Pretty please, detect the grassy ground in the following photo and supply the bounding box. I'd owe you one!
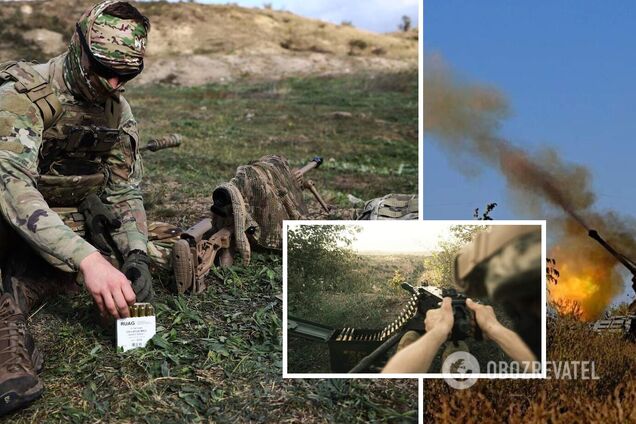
[134,70,418,218]
[288,254,426,373]
[5,72,418,423]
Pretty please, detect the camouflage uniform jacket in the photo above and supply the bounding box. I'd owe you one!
[0,54,147,273]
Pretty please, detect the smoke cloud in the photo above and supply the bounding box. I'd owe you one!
[424,56,636,320]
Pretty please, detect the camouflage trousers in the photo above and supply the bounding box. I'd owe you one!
[0,216,78,315]
[145,222,180,271]
[0,216,179,314]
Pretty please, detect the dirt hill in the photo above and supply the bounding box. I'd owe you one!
[0,0,418,85]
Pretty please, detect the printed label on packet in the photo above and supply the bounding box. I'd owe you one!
[116,315,156,352]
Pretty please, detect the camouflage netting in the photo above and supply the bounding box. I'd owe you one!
[212,155,308,256]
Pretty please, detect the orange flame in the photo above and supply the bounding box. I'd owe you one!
[549,242,624,321]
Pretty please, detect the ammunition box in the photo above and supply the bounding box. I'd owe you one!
[327,328,386,373]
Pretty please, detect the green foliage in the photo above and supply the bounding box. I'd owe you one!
[423,225,487,287]
[287,225,362,309]
[388,269,406,292]
[18,252,416,422]
[288,253,425,373]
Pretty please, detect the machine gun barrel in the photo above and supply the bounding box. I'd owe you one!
[141,134,183,152]
[297,156,323,177]
[293,156,330,213]
[588,230,636,277]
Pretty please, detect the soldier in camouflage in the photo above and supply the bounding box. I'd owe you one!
[0,1,151,414]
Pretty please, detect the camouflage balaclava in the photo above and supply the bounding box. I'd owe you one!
[64,1,149,103]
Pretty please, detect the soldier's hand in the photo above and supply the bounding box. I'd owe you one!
[121,251,154,303]
[424,297,454,340]
[466,298,504,340]
[79,251,136,319]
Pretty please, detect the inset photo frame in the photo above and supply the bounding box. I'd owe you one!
[282,220,547,380]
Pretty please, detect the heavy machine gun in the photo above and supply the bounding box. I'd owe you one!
[288,283,481,373]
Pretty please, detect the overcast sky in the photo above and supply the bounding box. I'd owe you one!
[155,0,419,33]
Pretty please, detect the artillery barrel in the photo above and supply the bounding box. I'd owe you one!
[589,230,636,275]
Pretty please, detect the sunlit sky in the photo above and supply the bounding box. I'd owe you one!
[141,0,419,33]
[288,221,477,254]
[349,221,452,253]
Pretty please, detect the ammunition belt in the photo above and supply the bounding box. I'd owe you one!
[334,292,420,342]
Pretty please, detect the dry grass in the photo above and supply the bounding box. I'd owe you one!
[424,315,636,422]
[0,0,417,81]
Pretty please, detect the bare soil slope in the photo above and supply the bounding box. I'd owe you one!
[0,0,418,85]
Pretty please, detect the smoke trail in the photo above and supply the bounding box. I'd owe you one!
[424,58,594,225]
[424,56,635,319]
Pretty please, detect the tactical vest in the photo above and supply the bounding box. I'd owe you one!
[355,194,418,220]
[0,61,123,207]
[0,61,63,129]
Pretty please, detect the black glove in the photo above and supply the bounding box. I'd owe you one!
[121,250,154,303]
[79,193,121,254]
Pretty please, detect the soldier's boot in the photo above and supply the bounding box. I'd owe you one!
[396,330,421,352]
[441,340,470,364]
[0,294,44,415]
[0,293,43,373]
[3,273,77,318]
